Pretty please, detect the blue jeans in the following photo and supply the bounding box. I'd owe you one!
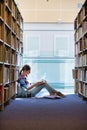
[28,82,58,97]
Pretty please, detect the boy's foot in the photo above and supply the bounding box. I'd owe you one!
[56,91,66,98]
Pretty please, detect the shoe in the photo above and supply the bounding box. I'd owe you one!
[56,91,66,98]
[45,94,61,99]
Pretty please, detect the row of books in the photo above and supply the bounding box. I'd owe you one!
[1,0,23,25]
[75,23,87,43]
[0,19,4,40]
[82,83,87,97]
[83,21,87,34]
[4,24,23,46]
[11,51,15,64]
[4,48,23,65]
[73,69,87,82]
[5,0,22,26]
[16,24,20,37]
[12,17,16,33]
[75,53,87,67]
[5,46,10,63]
[77,82,87,97]
[0,84,2,104]
[5,6,11,27]
[4,82,16,102]
[0,65,3,83]
[18,43,23,54]
[11,33,16,48]
[10,83,15,97]
[0,43,3,62]
[0,11,23,43]
[11,17,23,37]
[75,26,87,42]
[4,87,9,102]
[75,21,87,42]
[12,0,16,19]
[75,55,82,67]
[75,41,82,55]
[0,1,4,18]
[5,0,11,9]
[4,66,20,84]
[0,83,16,104]
[4,66,10,83]
[5,26,11,45]
[72,69,82,80]
[83,54,87,65]
[78,27,83,40]
[0,80,17,105]
[16,39,20,52]
[16,54,23,66]
[75,37,87,55]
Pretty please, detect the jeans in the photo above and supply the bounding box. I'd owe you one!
[28,82,58,97]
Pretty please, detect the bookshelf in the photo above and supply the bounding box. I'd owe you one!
[0,0,23,110]
[73,0,87,100]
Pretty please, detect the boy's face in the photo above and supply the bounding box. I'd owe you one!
[25,70,30,76]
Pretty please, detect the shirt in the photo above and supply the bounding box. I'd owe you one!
[18,75,29,89]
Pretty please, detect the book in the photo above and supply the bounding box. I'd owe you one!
[0,84,3,104]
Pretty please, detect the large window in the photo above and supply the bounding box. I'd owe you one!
[23,23,74,93]
[54,35,70,57]
[24,35,40,57]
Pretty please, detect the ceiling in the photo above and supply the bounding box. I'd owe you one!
[15,0,85,23]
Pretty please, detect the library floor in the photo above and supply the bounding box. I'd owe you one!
[1,92,87,130]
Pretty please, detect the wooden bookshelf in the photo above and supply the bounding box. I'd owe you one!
[0,0,23,111]
[74,0,87,100]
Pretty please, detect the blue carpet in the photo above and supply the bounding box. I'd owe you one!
[0,94,87,130]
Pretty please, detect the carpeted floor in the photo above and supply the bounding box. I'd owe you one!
[0,94,87,130]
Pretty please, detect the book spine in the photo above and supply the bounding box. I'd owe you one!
[0,84,3,104]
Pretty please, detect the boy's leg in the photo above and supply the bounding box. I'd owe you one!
[42,82,65,97]
[29,82,65,97]
[29,83,57,97]
[29,84,45,97]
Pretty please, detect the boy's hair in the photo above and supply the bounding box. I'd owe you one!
[19,64,31,75]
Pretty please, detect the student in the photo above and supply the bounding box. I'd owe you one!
[18,64,65,98]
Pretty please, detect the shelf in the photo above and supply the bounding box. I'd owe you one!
[0,0,23,110]
[74,0,87,100]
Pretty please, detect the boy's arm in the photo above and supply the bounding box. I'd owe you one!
[28,81,45,90]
